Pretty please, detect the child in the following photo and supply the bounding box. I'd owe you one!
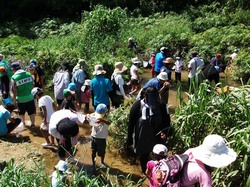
[146,144,168,187]
[173,56,183,83]
[51,160,69,187]
[68,82,79,110]
[149,52,156,78]
[32,87,56,147]
[130,58,141,95]
[61,89,77,112]
[0,67,10,99]
[86,103,111,169]
[81,79,91,112]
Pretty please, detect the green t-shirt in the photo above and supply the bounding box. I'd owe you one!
[12,70,34,103]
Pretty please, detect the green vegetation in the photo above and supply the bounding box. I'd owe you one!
[0,4,249,84]
[0,2,249,187]
[0,159,144,186]
[173,84,250,187]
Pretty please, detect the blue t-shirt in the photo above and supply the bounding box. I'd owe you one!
[143,78,161,90]
[90,76,112,107]
[154,52,166,73]
[0,106,11,136]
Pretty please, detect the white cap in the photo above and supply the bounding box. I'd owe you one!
[153,144,168,156]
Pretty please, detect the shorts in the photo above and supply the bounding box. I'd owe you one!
[18,100,36,115]
[91,136,106,156]
[131,79,139,86]
[56,99,64,105]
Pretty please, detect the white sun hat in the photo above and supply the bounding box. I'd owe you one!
[157,72,168,81]
[192,134,237,168]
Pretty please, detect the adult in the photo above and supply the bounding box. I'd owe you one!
[111,62,129,108]
[160,57,175,81]
[127,86,171,173]
[180,134,237,187]
[154,47,168,76]
[128,37,138,54]
[200,64,220,84]
[49,109,80,160]
[53,65,70,109]
[11,61,36,127]
[143,72,171,104]
[229,48,238,65]
[0,103,21,137]
[28,59,45,90]
[188,51,204,87]
[90,64,112,109]
[210,54,221,66]
[72,59,87,109]
[130,57,141,95]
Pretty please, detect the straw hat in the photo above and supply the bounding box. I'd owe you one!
[192,134,237,168]
[163,57,174,64]
[93,64,106,75]
[114,62,127,74]
[157,72,168,81]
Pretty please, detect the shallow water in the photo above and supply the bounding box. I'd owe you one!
[12,67,240,186]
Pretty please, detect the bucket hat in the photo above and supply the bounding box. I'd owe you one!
[31,87,42,97]
[114,62,127,74]
[81,79,91,92]
[157,72,168,81]
[55,160,68,172]
[153,144,168,156]
[132,57,141,64]
[93,64,106,75]
[163,57,174,64]
[192,134,237,168]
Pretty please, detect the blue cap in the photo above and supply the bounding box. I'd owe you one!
[96,103,108,114]
[11,61,20,70]
[68,83,76,91]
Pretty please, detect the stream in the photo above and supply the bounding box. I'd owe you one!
[10,67,240,186]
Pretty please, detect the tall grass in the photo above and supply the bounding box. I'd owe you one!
[0,159,144,186]
[172,83,250,186]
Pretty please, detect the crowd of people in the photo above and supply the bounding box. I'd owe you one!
[0,46,239,186]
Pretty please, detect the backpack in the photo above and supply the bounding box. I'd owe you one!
[152,154,189,187]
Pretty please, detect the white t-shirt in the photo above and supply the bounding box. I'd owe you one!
[188,57,204,78]
[174,60,183,73]
[230,52,237,60]
[130,64,139,80]
[38,95,55,123]
[49,109,78,139]
[90,113,108,139]
[112,73,126,97]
